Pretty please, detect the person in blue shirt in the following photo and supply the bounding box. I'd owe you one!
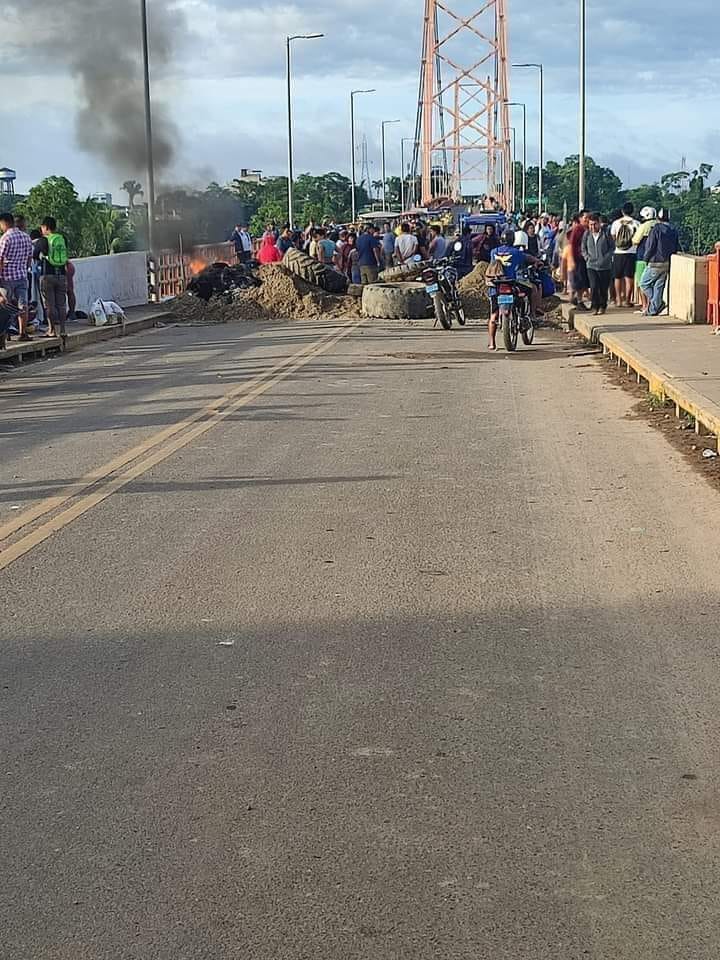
[639,209,680,316]
[356,225,382,285]
[487,229,542,350]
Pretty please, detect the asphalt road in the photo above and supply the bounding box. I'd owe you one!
[2,318,719,959]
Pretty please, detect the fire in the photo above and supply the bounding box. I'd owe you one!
[188,256,208,276]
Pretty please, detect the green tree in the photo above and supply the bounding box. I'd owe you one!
[17,176,85,251]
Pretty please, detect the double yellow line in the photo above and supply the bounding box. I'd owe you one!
[0,319,362,572]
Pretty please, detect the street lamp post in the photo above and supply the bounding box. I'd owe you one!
[381,119,401,212]
[579,0,587,210]
[350,89,375,223]
[513,63,544,213]
[504,126,517,213]
[139,0,156,256]
[400,138,417,212]
[286,33,324,228]
[505,102,527,212]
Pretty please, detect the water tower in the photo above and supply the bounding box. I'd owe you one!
[0,168,16,199]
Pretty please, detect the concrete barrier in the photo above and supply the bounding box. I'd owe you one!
[72,251,148,315]
[668,253,708,324]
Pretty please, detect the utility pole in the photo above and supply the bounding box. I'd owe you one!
[381,119,400,211]
[140,0,156,256]
[286,33,324,227]
[351,89,375,222]
[578,0,587,210]
[513,63,544,213]
[505,102,527,212]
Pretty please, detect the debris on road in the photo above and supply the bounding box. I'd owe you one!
[170,263,362,324]
[702,448,718,459]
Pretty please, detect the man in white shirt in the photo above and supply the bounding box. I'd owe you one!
[610,202,640,307]
[394,222,419,264]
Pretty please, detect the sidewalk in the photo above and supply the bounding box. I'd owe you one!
[563,301,720,438]
[0,303,169,365]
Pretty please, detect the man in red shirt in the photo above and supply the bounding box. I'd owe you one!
[568,211,590,310]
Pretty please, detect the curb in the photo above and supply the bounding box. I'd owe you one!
[571,309,720,443]
[1,313,166,364]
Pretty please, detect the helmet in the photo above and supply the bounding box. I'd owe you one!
[640,206,657,221]
[501,228,516,245]
[514,229,529,248]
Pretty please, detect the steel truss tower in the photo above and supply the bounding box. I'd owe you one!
[412,0,512,208]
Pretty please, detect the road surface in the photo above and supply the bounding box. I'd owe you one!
[1,318,719,959]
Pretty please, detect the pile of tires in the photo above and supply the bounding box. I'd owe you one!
[378,260,431,282]
[361,282,432,320]
[282,248,348,294]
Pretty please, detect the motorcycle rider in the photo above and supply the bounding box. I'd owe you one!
[487,228,543,351]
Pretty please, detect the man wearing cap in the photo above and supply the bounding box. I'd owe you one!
[632,207,658,314]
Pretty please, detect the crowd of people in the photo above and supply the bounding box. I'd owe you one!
[0,212,75,349]
[556,203,679,317]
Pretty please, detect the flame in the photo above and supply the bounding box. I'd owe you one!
[188,256,208,277]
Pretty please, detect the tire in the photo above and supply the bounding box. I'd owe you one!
[282,247,348,294]
[361,282,432,320]
[502,307,518,352]
[454,303,467,326]
[378,260,431,282]
[432,293,452,330]
[521,320,535,345]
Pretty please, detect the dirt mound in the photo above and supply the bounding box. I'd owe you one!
[458,261,490,319]
[169,265,362,324]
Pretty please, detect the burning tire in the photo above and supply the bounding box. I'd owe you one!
[283,248,348,295]
[361,282,432,320]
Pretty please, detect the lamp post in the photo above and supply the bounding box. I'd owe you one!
[504,126,517,213]
[400,138,417,212]
[512,63,544,212]
[505,102,527,212]
[381,119,400,212]
[579,0,587,210]
[350,89,375,223]
[286,33,324,227]
[140,0,156,256]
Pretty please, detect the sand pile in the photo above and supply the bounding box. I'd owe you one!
[169,265,362,324]
[458,261,490,319]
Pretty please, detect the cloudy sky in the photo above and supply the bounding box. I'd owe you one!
[3,0,717,199]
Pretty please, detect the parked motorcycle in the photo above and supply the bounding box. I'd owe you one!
[420,242,467,330]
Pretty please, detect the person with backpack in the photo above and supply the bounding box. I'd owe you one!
[610,202,640,308]
[38,216,69,338]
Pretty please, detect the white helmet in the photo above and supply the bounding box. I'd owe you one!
[640,206,657,221]
[514,229,529,248]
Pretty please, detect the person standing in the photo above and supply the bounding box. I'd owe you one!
[0,211,33,341]
[276,224,294,256]
[639,209,679,317]
[317,229,337,266]
[428,226,447,260]
[37,216,69,339]
[456,225,474,278]
[231,224,253,263]
[356,224,382,285]
[610,202,640,307]
[632,207,658,314]
[381,222,395,270]
[568,213,590,310]
[581,213,614,315]
[474,223,499,263]
[394,222,418,264]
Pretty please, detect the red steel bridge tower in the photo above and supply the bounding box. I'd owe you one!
[410,0,512,209]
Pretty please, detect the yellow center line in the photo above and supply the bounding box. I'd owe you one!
[0,320,360,547]
[0,319,362,572]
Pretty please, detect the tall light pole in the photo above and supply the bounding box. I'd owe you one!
[579,0,587,210]
[505,102,527,212]
[350,89,375,222]
[504,126,517,212]
[381,119,400,212]
[400,138,417,212]
[513,63,544,212]
[286,33,324,227]
[140,0,156,255]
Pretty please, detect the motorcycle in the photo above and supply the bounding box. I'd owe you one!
[496,277,535,351]
[420,241,467,330]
